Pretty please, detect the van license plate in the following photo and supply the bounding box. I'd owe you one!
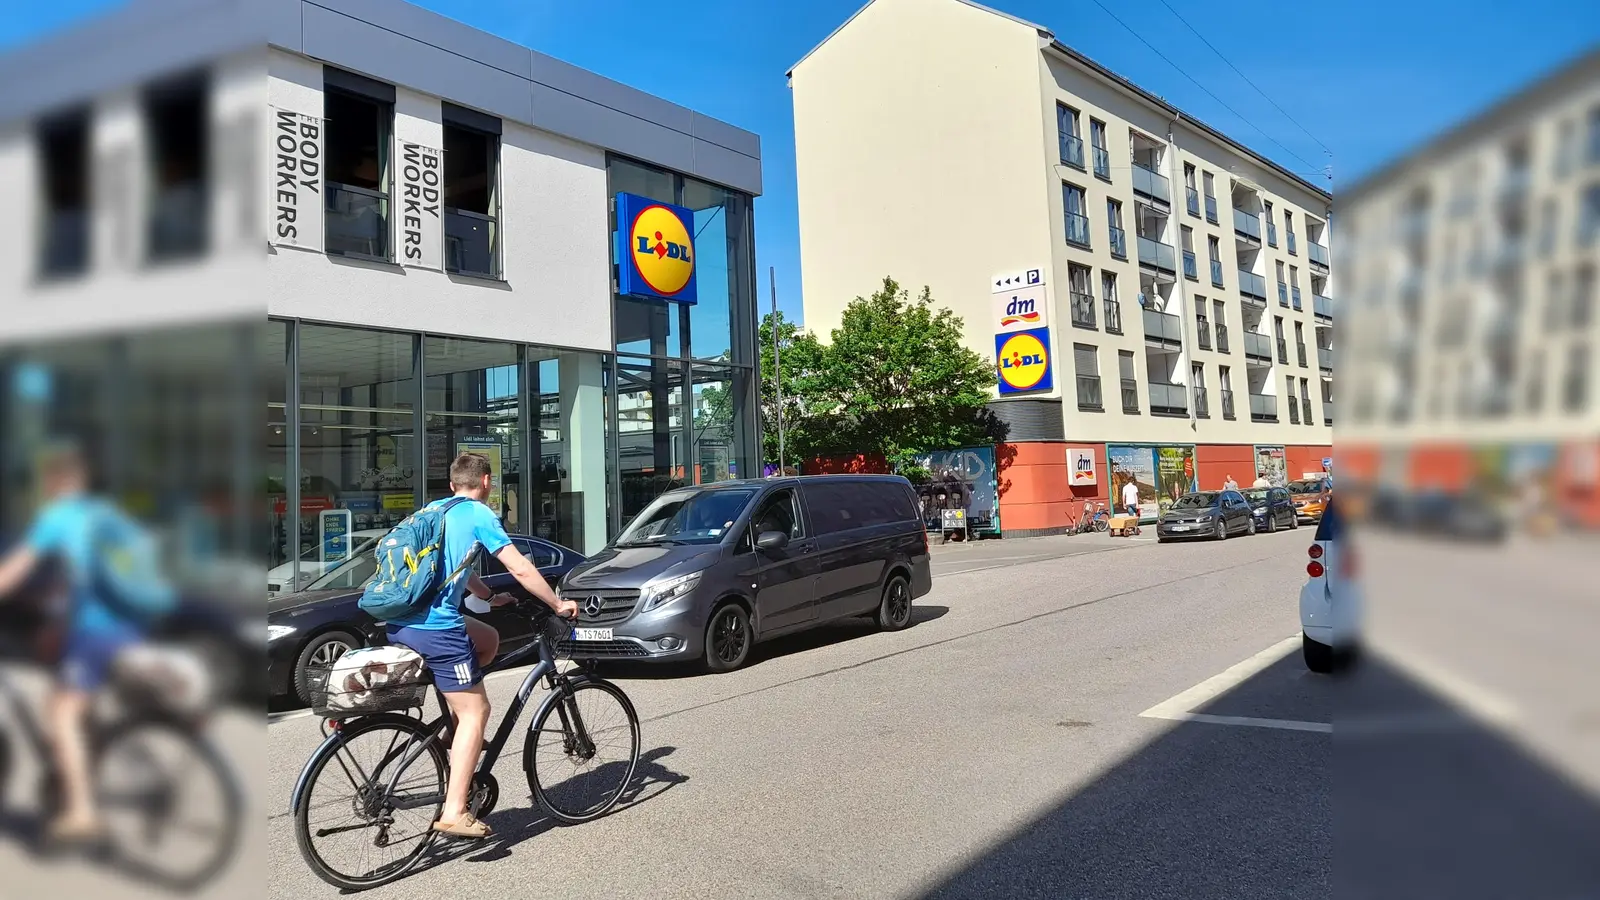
[573,628,612,642]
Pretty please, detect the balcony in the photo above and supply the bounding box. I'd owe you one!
[1210,258,1223,287]
[1292,285,1302,311]
[1108,225,1127,259]
[1322,400,1332,424]
[1244,332,1273,361]
[326,182,391,260]
[1314,294,1333,320]
[1238,270,1267,300]
[1276,338,1289,364]
[1142,309,1184,346]
[1309,241,1330,269]
[1065,212,1091,248]
[1186,187,1200,217]
[1289,399,1301,424]
[1221,388,1236,420]
[1296,341,1308,367]
[1205,195,1218,224]
[1070,291,1097,329]
[445,208,499,278]
[1215,323,1230,353]
[1194,385,1210,418]
[1317,345,1333,370]
[1149,382,1188,416]
[1249,393,1279,422]
[1266,221,1278,247]
[1076,374,1104,410]
[1302,398,1315,424]
[39,209,89,278]
[1132,164,1171,205]
[1287,231,1298,255]
[1195,316,1212,350]
[1060,133,1085,169]
[1278,281,1290,307]
[1104,298,1123,334]
[1233,207,1262,242]
[1137,236,1177,273]
[1182,249,1198,280]
[1121,378,1140,413]
[1093,145,1111,180]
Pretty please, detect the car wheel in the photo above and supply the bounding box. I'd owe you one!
[704,603,753,673]
[1247,517,1258,536]
[1302,633,1334,674]
[1267,511,1278,533]
[876,574,913,632]
[293,630,361,705]
[1214,520,1227,541]
[1291,513,1301,529]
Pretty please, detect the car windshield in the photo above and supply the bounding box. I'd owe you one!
[305,552,380,592]
[1243,488,1270,503]
[1171,492,1218,510]
[1288,479,1323,494]
[615,489,758,547]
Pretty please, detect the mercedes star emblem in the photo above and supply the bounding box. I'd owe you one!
[582,595,604,618]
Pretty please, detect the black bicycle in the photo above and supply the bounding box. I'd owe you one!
[290,604,642,891]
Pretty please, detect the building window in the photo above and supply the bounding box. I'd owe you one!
[1300,377,1313,424]
[1285,210,1298,254]
[1192,362,1209,417]
[1526,350,1546,412]
[1074,344,1102,410]
[442,105,501,278]
[35,110,91,278]
[1587,106,1600,165]
[1063,183,1090,247]
[1118,350,1138,413]
[1057,104,1085,169]
[1219,364,1235,419]
[1580,184,1600,246]
[323,79,394,260]
[1287,377,1301,424]
[1275,315,1288,363]
[1575,264,1596,329]
[1202,171,1217,223]
[1295,321,1307,367]
[1107,199,1126,258]
[1090,118,1110,180]
[1069,264,1096,329]
[144,74,209,262]
[1102,271,1122,334]
[1212,299,1229,353]
[1563,343,1589,412]
[1554,118,1576,176]
[1183,162,1199,217]
[1264,200,1277,246]
[1207,234,1222,286]
[1194,295,1211,350]
[1181,225,1197,279]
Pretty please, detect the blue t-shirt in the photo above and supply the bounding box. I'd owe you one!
[25,493,137,637]
[387,497,511,631]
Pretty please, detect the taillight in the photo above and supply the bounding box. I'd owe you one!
[1308,543,1324,559]
[1307,560,1325,578]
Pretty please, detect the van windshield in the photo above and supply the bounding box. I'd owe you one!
[615,489,758,547]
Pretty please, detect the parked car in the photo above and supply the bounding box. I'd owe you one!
[1287,478,1327,523]
[558,475,933,672]
[1244,486,1299,533]
[267,528,389,596]
[1300,500,1362,673]
[1156,490,1256,542]
[266,534,583,703]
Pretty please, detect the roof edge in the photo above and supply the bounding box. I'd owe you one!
[787,0,1046,79]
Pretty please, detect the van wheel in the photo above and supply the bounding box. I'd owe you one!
[1302,634,1333,674]
[704,604,752,673]
[876,575,913,632]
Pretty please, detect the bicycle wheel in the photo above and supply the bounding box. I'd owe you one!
[523,678,640,824]
[293,715,445,891]
[1094,516,1109,533]
[93,717,244,892]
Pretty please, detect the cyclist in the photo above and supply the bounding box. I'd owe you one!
[387,452,577,839]
[0,444,140,843]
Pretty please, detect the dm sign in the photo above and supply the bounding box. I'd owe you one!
[616,192,698,304]
[996,327,1053,395]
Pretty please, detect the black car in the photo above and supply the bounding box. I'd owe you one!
[267,534,584,703]
[1156,490,1256,542]
[1244,486,1299,533]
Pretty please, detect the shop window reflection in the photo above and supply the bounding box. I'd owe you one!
[422,336,518,523]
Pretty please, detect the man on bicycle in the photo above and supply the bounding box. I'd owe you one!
[0,445,140,843]
[387,452,577,839]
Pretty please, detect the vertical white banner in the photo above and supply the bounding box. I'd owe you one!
[268,106,323,251]
[395,140,442,270]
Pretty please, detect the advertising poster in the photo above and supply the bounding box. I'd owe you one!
[318,509,353,565]
[1255,445,1287,486]
[1068,448,1097,487]
[394,139,443,270]
[913,446,999,534]
[1155,446,1198,515]
[268,107,324,251]
[457,438,504,515]
[1107,445,1158,521]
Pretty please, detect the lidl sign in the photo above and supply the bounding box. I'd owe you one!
[996,327,1053,395]
[616,192,698,304]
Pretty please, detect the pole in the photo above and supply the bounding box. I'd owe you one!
[770,266,785,473]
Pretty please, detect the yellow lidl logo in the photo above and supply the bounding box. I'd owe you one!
[995,328,1053,394]
[617,193,698,303]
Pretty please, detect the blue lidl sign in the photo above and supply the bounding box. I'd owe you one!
[995,327,1053,395]
[616,192,698,304]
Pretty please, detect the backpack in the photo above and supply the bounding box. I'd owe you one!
[89,503,178,626]
[356,497,469,623]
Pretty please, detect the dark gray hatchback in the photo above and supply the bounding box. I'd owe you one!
[558,475,933,671]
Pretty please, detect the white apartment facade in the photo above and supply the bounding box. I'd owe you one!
[790,0,1333,533]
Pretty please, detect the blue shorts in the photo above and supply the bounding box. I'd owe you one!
[59,629,138,692]
[386,625,482,692]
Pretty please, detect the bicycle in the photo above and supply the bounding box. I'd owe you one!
[1071,502,1110,535]
[290,603,643,891]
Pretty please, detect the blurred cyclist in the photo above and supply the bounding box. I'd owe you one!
[0,444,140,843]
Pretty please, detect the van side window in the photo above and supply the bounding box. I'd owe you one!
[800,482,858,535]
[747,489,804,547]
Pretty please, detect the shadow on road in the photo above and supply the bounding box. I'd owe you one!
[918,653,1600,899]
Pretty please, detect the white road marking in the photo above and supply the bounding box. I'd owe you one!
[1140,636,1332,733]
[1373,641,1519,728]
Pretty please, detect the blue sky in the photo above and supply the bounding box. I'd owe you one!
[4,0,1596,324]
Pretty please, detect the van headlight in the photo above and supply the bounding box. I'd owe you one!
[638,572,702,613]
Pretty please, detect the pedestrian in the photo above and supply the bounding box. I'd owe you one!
[1252,471,1272,489]
[1223,474,1240,490]
[1121,476,1141,519]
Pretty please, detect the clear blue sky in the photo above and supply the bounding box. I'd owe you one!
[5,0,1596,324]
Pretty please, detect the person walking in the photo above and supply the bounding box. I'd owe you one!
[1121,477,1141,519]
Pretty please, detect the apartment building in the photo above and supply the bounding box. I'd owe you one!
[1336,47,1600,525]
[790,0,1333,534]
[0,0,765,572]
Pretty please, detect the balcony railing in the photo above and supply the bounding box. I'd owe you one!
[1238,270,1267,300]
[1065,212,1091,247]
[1194,385,1210,418]
[1060,133,1085,169]
[1210,258,1223,286]
[39,209,89,278]
[1266,221,1278,247]
[148,181,209,262]
[1233,207,1262,241]
[1149,382,1188,415]
[1205,195,1218,224]
[1137,236,1177,272]
[1142,309,1184,345]
[1309,241,1330,268]
[1289,399,1301,424]
[1291,285,1302,310]
[1249,393,1278,422]
[1186,187,1200,216]
[1317,345,1333,370]
[1221,388,1236,419]
[1215,323,1230,353]
[1322,400,1332,424]
[1121,377,1140,412]
[1287,231,1298,255]
[1104,298,1123,334]
[1296,342,1308,367]
[1108,225,1127,259]
[326,182,391,260]
[1195,316,1212,350]
[1093,145,1111,180]
[445,208,499,278]
[1302,398,1315,424]
[1132,164,1171,204]
[1276,338,1289,363]
[1182,249,1198,279]
[1244,332,1273,360]
[1076,374,1103,410]
[1278,281,1290,307]
[1070,291,1097,329]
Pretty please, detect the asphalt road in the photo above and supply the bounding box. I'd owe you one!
[264,528,1338,900]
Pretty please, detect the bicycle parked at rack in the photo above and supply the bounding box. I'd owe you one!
[291,602,642,892]
[1071,502,1110,535]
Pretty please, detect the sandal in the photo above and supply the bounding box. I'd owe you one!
[432,814,493,838]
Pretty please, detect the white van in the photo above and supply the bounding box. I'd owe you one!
[1299,500,1362,672]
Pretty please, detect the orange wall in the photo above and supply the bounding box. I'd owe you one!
[806,453,889,474]
[1286,445,1332,480]
[1195,444,1254,490]
[1408,444,1473,491]
[1336,444,1382,481]
[996,441,1082,532]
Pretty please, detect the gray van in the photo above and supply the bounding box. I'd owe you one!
[557,475,933,671]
